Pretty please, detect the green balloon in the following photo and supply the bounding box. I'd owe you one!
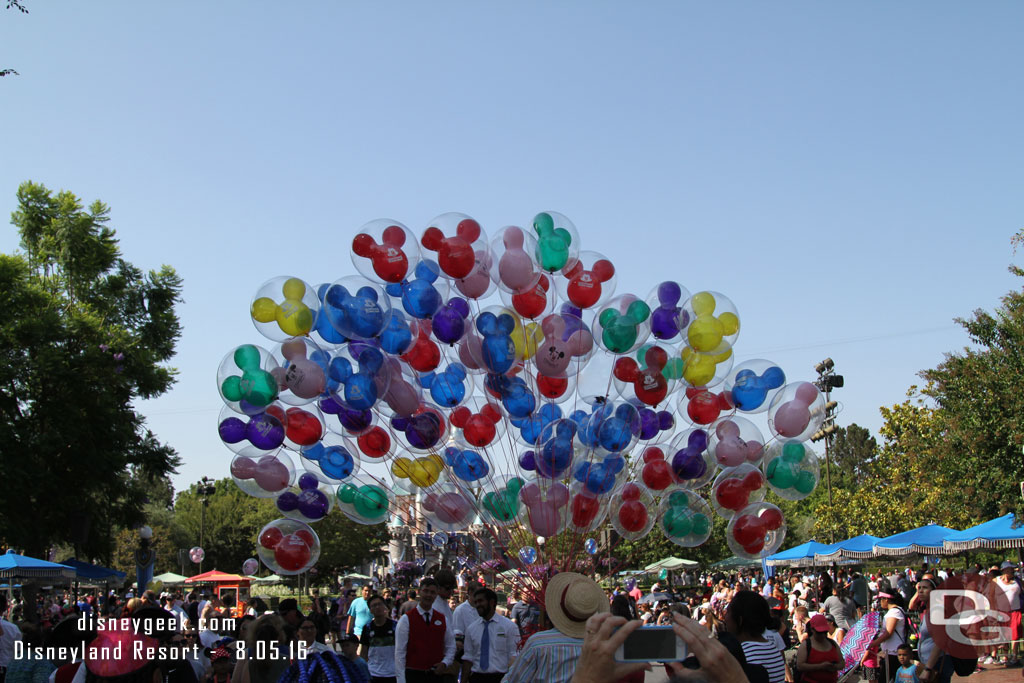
[483,488,520,522]
[533,212,572,271]
[222,375,243,402]
[663,508,693,537]
[795,470,816,495]
[782,442,805,463]
[337,483,358,504]
[246,369,279,406]
[354,485,389,520]
[234,344,261,370]
[765,459,779,479]
[770,461,797,489]
[668,491,689,508]
[663,357,686,381]
[691,513,710,536]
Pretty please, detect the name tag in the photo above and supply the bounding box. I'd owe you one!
[496,632,506,638]
[434,620,443,626]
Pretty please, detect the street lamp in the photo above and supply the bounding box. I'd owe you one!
[197,477,216,572]
[811,358,844,542]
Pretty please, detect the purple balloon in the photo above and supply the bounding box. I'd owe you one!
[637,409,659,440]
[219,417,246,444]
[276,491,299,512]
[247,414,285,450]
[657,410,675,431]
[297,489,329,519]
[519,450,537,471]
[298,473,319,490]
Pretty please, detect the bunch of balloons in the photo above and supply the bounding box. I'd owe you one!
[217,212,830,577]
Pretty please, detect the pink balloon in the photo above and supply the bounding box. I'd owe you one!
[521,482,570,537]
[499,227,537,292]
[231,456,257,479]
[714,421,763,467]
[253,456,289,491]
[457,332,485,371]
[381,359,419,417]
[455,249,493,299]
[435,492,471,524]
[773,382,818,437]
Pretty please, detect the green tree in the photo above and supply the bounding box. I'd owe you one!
[0,181,183,562]
[312,513,390,580]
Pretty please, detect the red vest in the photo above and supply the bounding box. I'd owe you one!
[406,608,447,670]
[54,661,83,683]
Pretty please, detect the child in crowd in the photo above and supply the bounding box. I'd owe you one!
[894,643,920,682]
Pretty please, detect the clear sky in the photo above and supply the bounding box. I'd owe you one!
[2,2,1022,495]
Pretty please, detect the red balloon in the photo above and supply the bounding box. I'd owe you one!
[732,514,766,547]
[715,479,748,511]
[421,220,480,279]
[742,537,766,555]
[686,388,724,424]
[618,500,649,532]
[352,227,410,283]
[259,526,283,550]
[511,275,550,319]
[641,460,674,491]
[741,471,764,492]
[285,408,322,446]
[463,414,497,447]
[402,334,441,372]
[294,529,315,547]
[571,493,601,527]
[621,483,642,501]
[759,507,784,531]
[642,446,665,463]
[358,426,390,458]
[274,534,312,572]
[536,374,569,399]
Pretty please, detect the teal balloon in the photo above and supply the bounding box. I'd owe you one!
[664,507,693,537]
[533,212,572,271]
[770,461,797,489]
[691,513,710,536]
[782,442,806,463]
[668,491,689,508]
[795,470,816,494]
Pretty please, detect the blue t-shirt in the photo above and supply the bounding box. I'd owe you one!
[346,655,370,681]
[895,664,919,683]
[348,597,372,636]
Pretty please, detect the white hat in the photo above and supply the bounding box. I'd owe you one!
[544,572,609,639]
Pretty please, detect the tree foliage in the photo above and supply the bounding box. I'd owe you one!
[0,181,183,559]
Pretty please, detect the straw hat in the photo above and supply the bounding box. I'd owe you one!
[545,572,609,639]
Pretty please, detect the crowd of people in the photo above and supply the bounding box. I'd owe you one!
[1,560,1022,683]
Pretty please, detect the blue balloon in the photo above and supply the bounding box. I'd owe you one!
[536,420,577,478]
[476,312,517,373]
[445,446,490,482]
[511,403,562,444]
[518,546,537,564]
[486,373,536,418]
[313,284,349,345]
[585,538,599,555]
[379,311,414,355]
[385,260,444,319]
[731,366,786,411]
[324,284,387,339]
[327,347,385,410]
[318,445,356,480]
[420,364,468,407]
[574,455,625,495]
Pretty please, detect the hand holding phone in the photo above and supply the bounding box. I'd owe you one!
[614,625,688,662]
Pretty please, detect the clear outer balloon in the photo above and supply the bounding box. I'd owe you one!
[189,547,205,564]
[271,337,328,406]
[556,250,617,310]
[350,218,421,285]
[309,283,350,350]
[726,501,787,560]
[659,488,714,548]
[531,211,580,274]
[710,463,767,520]
[707,416,766,469]
[479,476,525,527]
[530,310,596,378]
[519,479,570,538]
[724,359,787,414]
[680,342,734,389]
[322,276,394,341]
[264,402,326,452]
[518,546,538,564]
[421,213,489,281]
[242,558,259,576]
[420,485,476,532]
[217,344,280,414]
[256,518,321,575]
[489,226,542,295]
[335,475,394,525]
[646,281,693,344]
[384,259,450,321]
[300,432,361,484]
[763,440,820,500]
[574,350,616,405]
[567,484,610,533]
[250,276,320,342]
[500,273,554,321]
[767,381,825,441]
[668,428,716,489]
[677,386,735,427]
[326,343,391,413]
[682,291,740,353]
[609,482,656,541]
[612,342,684,408]
[638,444,678,494]
[275,471,334,523]
[594,294,653,355]
[218,403,286,454]
[585,538,599,555]
[230,451,295,497]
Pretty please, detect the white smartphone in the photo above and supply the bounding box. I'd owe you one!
[614,625,688,662]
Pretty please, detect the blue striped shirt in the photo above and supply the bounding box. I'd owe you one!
[502,628,581,683]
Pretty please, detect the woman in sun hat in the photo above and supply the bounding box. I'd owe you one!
[503,572,609,683]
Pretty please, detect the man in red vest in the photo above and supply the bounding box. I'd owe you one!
[394,577,456,683]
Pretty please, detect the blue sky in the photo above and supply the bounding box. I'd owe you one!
[2,2,1022,494]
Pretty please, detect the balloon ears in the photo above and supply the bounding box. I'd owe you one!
[504,227,525,250]
[614,358,640,383]
[456,219,481,242]
[280,339,308,362]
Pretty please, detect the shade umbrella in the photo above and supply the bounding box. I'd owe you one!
[813,534,881,562]
[710,556,761,569]
[643,557,699,572]
[943,514,1024,551]
[59,558,127,582]
[638,592,673,604]
[152,572,189,584]
[870,523,960,557]
[0,549,76,581]
[184,570,251,583]
[765,541,835,567]
[342,573,373,581]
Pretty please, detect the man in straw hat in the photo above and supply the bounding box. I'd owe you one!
[503,573,609,683]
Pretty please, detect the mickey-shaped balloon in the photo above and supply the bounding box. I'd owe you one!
[679,386,735,425]
[311,283,349,348]
[391,408,445,452]
[251,277,318,341]
[578,402,641,453]
[302,440,359,481]
[257,518,320,575]
[276,472,332,522]
[336,481,391,524]
[219,407,285,452]
[444,446,490,483]
[419,363,469,407]
[669,428,712,486]
[711,464,766,519]
[520,480,570,537]
[230,453,293,496]
[614,345,672,406]
[454,247,495,300]
[432,298,470,345]
[535,419,578,479]
[640,445,676,492]
[272,339,327,403]
[401,320,442,373]
[421,216,484,279]
[219,344,279,410]
[475,312,518,374]
[421,486,475,531]
[764,440,819,500]
[324,280,391,340]
[727,502,786,559]
[610,483,656,541]
[534,314,593,378]
[480,477,524,525]
[265,404,324,449]
[509,274,551,320]
[493,226,539,293]
[484,372,537,419]
[450,402,503,447]
[681,343,733,388]
[659,489,713,547]
[648,281,691,341]
[378,310,414,356]
[573,455,625,496]
[597,297,652,354]
[768,381,824,440]
[511,403,562,446]
[708,417,765,468]
[685,291,740,353]
[352,223,415,284]
[379,358,423,417]
[532,212,576,273]
[327,346,388,411]
[728,361,786,413]
[562,253,615,309]
[384,260,445,319]
[568,487,608,532]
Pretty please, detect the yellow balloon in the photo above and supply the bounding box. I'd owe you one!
[682,344,734,386]
[688,316,724,352]
[282,277,307,300]
[251,297,278,323]
[392,457,414,479]
[277,299,314,336]
[691,291,717,317]
[719,312,740,336]
[514,321,544,360]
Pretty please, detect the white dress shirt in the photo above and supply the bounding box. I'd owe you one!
[0,618,23,668]
[462,613,518,674]
[452,600,480,637]
[394,604,456,683]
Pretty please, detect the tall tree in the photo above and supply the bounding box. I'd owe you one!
[0,181,183,561]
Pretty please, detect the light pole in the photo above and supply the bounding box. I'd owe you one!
[197,477,216,573]
[811,358,843,542]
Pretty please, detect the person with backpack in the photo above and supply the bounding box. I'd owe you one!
[795,614,843,683]
[867,592,908,683]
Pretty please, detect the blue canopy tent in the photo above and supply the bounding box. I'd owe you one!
[943,514,1024,551]
[814,534,882,562]
[59,558,127,582]
[766,541,835,567]
[870,523,960,557]
[0,549,76,582]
